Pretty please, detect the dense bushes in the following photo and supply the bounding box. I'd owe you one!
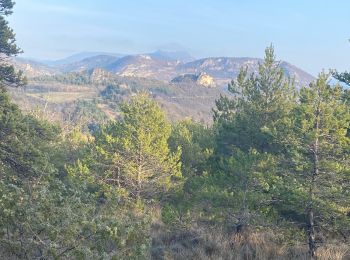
[0,1,349,258]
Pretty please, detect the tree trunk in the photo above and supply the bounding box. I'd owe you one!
[137,141,142,198]
[308,201,316,258]
[308,106,320,259]
[236,176,249,234]
[137,164,142,197]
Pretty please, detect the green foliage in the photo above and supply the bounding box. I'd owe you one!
[0,0,14,16]
[0,7,152,255]
[333,71,350,86]
[181,47,350,257]
[70,93,182,199]
[63,93,185,256]
[65,99,108,130]
[0,89,58,180]
[0,89,151,259]
[1,13,349,257]
[100,84,130,104]
[280,73,350,236]
[177,149,280,225]
[169,119,214,176]
[0,0,24,89]
[2,175,151,259]
[200,46,295,228]
[34,72,92,85]
[214,45,295,155]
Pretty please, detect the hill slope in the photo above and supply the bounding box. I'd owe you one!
[14,52,315,87]
[105,55,314,86]
[10,52,315,124]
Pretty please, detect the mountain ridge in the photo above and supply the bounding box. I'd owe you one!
[13,51,315,86]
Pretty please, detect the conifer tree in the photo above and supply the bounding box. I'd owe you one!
[78,93,182,199]
[211,46,295,232]
[214,45,295,155]
[286,73,350,258]
[0,0,24,89]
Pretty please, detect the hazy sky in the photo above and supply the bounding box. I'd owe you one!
[8,0,350,75]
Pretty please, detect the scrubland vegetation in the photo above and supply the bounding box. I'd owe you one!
[1,1,349,259]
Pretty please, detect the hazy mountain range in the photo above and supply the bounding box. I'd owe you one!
[13,50,314,87]
[9,50,317,123]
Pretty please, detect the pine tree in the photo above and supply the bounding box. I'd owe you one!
[0,0,24,89]
[333,71,350,86]
[75,93,182,199]
[209,46,295,233]
[286,73,350,258]
[214,45,295,155]
[0,3,151,257]
[168,119,214,176]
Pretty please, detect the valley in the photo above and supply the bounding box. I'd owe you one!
[11,50,315,125]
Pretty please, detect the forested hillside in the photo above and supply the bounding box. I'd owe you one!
[1,1,349,259]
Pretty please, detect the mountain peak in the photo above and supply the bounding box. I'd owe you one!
[40,52,124,67]
[148,50,194,62]
[12,52,315,87]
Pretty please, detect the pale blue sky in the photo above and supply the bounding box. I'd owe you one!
[8,0,350,75]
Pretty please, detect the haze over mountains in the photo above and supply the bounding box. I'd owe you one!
[10,49,316,123]
[13,50,314,86]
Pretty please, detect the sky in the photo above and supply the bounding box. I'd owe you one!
[8,0,350,75]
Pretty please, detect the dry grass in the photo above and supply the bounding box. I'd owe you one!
[151,225,350,260]
[26,91,96,103]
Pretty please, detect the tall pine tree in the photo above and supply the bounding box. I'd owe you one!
[214,45,295,155]
[285,73,350,258]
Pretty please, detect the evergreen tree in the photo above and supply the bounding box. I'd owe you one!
[285,73,350,258]
[0,0,24,89]
[169,119,214,177]
[214,45,295,155]
[334,71,350,86]
[73,93,182,199]
[0,2,150,257]
[209,46,295,232]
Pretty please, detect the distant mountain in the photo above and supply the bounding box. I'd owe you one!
[148,50,194,62]
[12,57,59,77]
[12,51,315,87]
[279,61,315,87]
[58,55,120,72]
[105,54,180,81]
[177,57,314,86]
[41,52,124,66]
[105,55,314,86]
[178,57,257,78]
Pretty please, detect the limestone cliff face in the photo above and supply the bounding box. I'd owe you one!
[171,72,216,87]
[89,68,114,83]
[196,73,216,87]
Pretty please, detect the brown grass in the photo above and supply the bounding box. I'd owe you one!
[151,225,350,260]
[26,91,96,103]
